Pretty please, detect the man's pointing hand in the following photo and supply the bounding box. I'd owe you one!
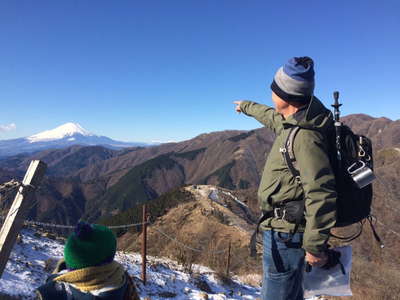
[233,101,243,113]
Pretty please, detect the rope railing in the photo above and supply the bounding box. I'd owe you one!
[20,220,149,230]
[376,219,400,239]
[24,220,75,229]
[0,215,150,231]
[0,179,21,192]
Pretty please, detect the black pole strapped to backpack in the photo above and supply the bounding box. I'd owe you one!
[331,91,342,162]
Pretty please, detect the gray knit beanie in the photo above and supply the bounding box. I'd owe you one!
[270,57,315,103]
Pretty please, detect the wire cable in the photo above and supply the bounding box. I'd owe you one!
[152,227,227,254]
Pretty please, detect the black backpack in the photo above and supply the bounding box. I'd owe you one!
[283,92,382,245]
[285,127,372,217]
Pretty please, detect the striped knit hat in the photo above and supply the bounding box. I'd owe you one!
[270,56,315,103]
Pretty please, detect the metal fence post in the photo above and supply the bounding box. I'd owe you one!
[141,204,148,285]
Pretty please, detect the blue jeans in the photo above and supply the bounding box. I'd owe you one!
[261,230,305,300]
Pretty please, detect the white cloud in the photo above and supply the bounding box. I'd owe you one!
[0,123,17,133]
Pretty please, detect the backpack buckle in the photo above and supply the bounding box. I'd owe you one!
[274,207,286,220]
[279,147,287,153]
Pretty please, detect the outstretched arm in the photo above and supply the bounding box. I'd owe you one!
[234,100,284,134]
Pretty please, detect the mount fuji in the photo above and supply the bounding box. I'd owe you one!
[0,122,149,157]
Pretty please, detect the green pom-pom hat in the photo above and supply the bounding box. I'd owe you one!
[64,222,116,270]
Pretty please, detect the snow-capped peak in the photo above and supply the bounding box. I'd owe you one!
[28,123,94,143]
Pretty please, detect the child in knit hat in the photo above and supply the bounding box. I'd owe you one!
[35,222,140,300]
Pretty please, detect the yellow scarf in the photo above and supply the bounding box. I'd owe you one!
[54,261,126,292]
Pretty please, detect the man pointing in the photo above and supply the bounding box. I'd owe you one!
[235,57,336,300]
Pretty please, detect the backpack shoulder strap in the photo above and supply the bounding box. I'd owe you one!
[282,126,301,183]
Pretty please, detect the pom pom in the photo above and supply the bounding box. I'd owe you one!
[294,56,314,68]
[74,222,93,240]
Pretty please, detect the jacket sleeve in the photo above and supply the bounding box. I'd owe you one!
[239,101,284,134]
[294,129,337,255]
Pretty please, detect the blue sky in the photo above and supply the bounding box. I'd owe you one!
[1,0,399,142]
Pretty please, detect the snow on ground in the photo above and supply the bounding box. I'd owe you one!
[0,229,261,299]
[0,229,323,299]
[0,230,64,298]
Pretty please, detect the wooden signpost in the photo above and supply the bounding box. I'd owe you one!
[0,160,47,278]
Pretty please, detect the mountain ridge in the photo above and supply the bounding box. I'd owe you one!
[1,113,399,225]
[0,122,151,157]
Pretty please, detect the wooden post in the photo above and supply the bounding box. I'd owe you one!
[0,160,47,278]
[141,204,148,285]
[226,240,231,277]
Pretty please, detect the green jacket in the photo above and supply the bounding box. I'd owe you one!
[240,97,337,255]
